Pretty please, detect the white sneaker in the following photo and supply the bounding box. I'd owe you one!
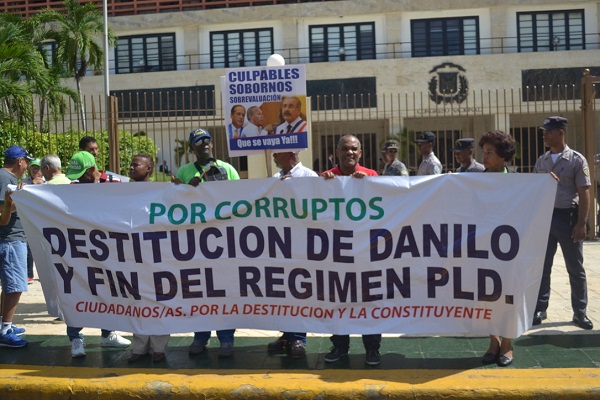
[100,332,131,348]
[71,338,86,358]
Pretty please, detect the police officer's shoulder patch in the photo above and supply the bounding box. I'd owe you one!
[583,165,590,176]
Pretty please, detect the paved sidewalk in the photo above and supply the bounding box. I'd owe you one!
[1,242,599,399]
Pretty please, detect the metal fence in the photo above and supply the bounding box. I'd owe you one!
[1,84,598,178]
[3,81,600,236]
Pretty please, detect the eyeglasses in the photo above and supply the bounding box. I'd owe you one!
[193,137,211,146]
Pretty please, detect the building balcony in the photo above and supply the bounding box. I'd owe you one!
[1,0,340,18]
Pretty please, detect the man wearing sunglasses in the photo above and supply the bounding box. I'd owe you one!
[173,128,239,186]
[381,140,409,176]
[172,128,240,358]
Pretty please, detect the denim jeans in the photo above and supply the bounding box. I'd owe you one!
[67,326,113,341]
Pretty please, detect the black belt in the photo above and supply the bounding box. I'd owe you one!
[553,207,577,214]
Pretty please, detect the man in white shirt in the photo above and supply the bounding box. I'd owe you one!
[273,151,317,179]
[267,150,316,358]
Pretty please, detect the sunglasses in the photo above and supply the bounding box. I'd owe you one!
[193,137,212,146]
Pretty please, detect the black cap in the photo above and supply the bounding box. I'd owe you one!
[452,138,475,151]
[414,131,436,143]
[540,116,568,131]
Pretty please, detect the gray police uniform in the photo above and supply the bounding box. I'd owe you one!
[456,160,484,172]
[417,153,442,175]
[383,159,409,176]
[533,145,590,315]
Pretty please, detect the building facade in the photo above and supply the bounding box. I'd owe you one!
[4,0,599,177]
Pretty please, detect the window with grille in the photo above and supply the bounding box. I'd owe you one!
[40,42,58,68]
[210,28,273,68]
[517,10,585,52]
[411,17,480,57]
[309,22,375,62]
[115,33,176,74]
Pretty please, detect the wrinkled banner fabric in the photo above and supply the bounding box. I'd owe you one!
[13,174,556,338]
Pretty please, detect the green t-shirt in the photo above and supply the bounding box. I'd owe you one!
[176,160,240,183]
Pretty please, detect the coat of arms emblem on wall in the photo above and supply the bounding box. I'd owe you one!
[428,62,469,104]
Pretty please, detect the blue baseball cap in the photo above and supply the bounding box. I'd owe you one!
[189,128,211,145]
[4,145,34,161]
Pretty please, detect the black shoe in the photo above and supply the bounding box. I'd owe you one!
[267,336,288,353]
[532,310,547,326]
[324,347,348,363]
[288,340,306,359]
[497,354,513,367]
[481,352,499,365]
[365,349,381,366]
[573,313,594,330]
[127,353,148,363]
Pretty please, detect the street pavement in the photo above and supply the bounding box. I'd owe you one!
[0,241,599,399]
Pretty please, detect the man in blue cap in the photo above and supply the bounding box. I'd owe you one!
[0,145,33,347]
[173,128,240,358]
[532,116,593,330]
[173,128,239,185]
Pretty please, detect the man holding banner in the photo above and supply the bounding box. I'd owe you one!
[321,134,382,366]
[174,128,241,358]
[267,151,317,358]
[64,151,131,357]
[0,146,33,348]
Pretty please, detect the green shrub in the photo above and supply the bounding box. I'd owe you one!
[0,123,158,177]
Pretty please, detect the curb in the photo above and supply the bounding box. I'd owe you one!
[1,366,600,399]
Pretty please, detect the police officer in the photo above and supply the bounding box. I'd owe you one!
[453,138,484,172]
[532,116,593,330]
[415,131,442,175]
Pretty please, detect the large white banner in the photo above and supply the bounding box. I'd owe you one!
[13,174,556,338]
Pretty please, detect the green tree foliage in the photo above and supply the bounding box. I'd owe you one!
[38,0,116,131]
[0,13,52,122]
[0,12,77,131]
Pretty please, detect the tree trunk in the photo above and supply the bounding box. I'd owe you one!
[76,77,86,131]
[39,98,47,133]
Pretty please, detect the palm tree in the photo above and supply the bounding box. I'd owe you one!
[38,0,116,131]
[0,14,52,125]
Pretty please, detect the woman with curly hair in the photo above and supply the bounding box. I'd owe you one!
[478,130,516,366]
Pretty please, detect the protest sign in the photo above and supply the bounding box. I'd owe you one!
[221,64,308,157]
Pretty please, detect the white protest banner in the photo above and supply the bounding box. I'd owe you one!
[221,64,308,157]
[13,173,555,337]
